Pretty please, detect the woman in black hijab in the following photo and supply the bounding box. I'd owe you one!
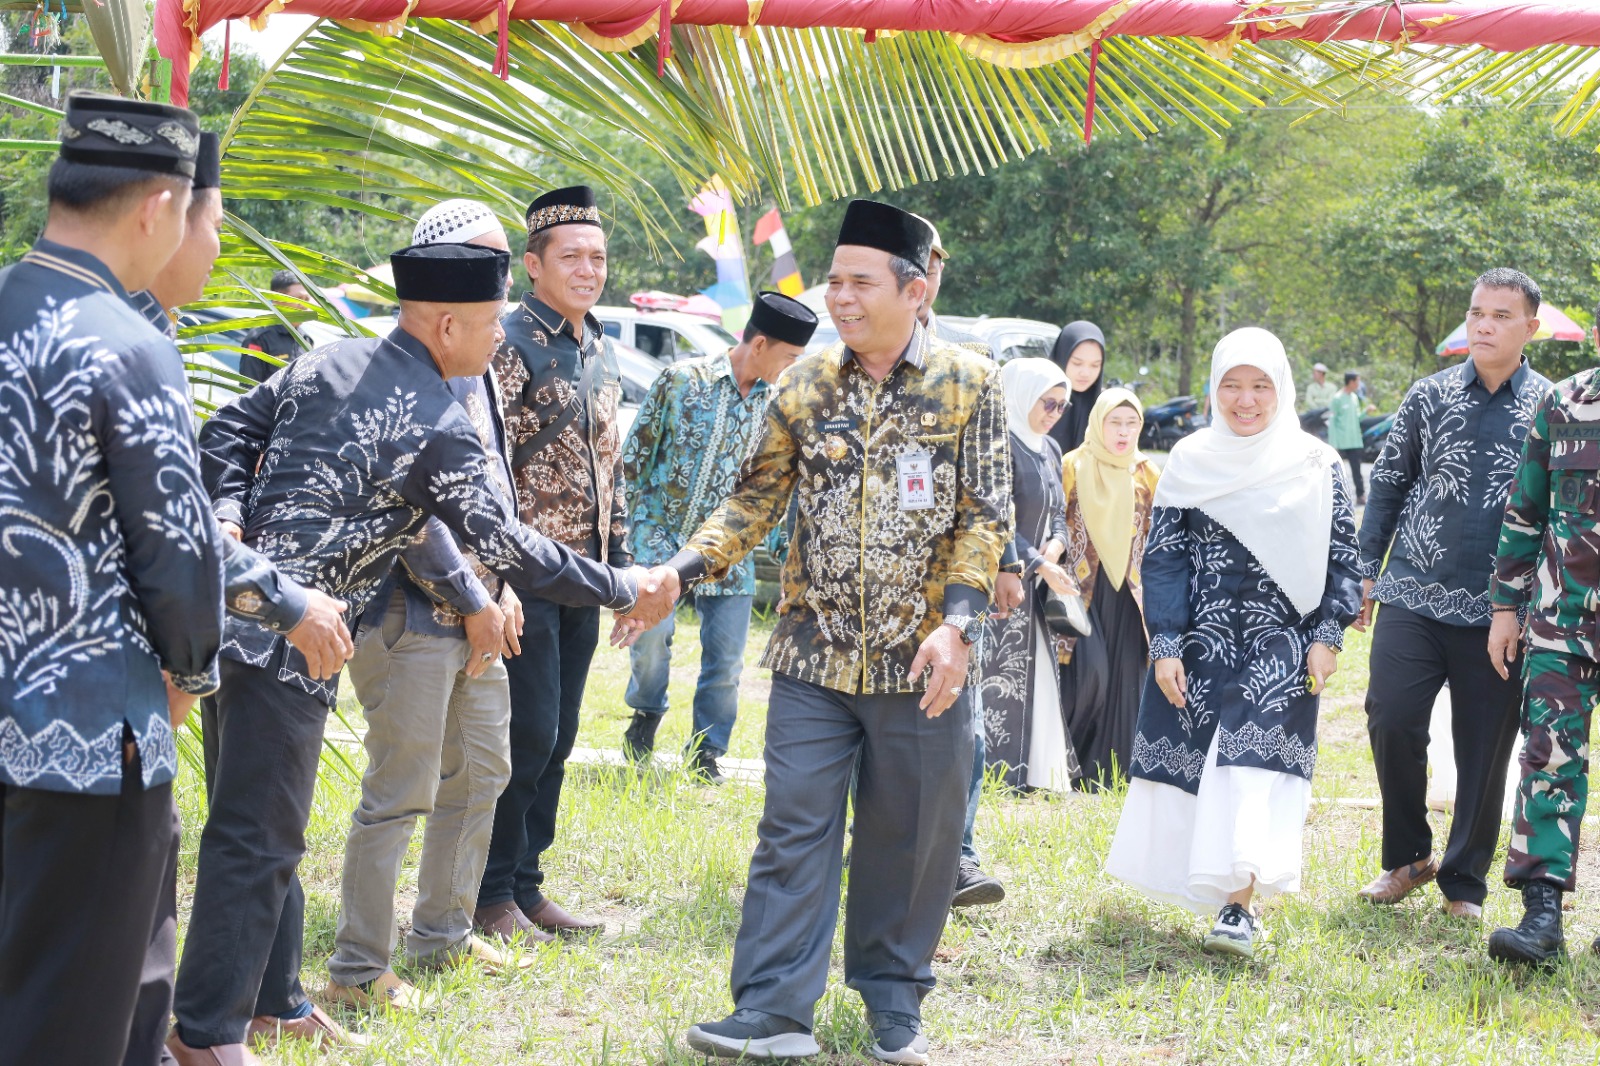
[1049,320,1106,453]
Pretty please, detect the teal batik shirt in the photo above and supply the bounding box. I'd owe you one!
[623,351,778,596]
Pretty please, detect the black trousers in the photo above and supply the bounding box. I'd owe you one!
[1365,604,1522,904]
[174,657,326,1047]
[0,737,177,1066]
[1338,448,1366,500]
[479,598,599,910]
[731,674,971,1027]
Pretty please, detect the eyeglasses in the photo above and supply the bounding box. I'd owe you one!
[1039,398,1068,414]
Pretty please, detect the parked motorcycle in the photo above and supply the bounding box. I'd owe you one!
[1140,395,1206,452]
[1301,406,1394,461]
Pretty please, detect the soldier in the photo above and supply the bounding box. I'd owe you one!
[659,200,1012,1064]
[1483,312,1600,965]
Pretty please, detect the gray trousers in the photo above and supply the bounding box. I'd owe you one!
[732,672,972,1027]
[328,594,512,986]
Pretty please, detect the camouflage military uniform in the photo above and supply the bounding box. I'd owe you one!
[1489,368,1600,889]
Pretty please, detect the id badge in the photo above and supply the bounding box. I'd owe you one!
[896,450,935,510]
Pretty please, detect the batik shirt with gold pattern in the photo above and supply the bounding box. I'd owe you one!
[494,294,631,566]
[678,325,1012,694]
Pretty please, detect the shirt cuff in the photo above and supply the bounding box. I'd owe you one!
[213,499,247,528]
[1311,618,1345,652]
[668,549,708,588]
[607,569,640,613]
[167,662,220,697]
[253,576,309,634]
[943,583,988,620]
[1149,633,1183,661]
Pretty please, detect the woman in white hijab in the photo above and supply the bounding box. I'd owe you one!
[1105,327,1362,960]
[976,359,1082,794]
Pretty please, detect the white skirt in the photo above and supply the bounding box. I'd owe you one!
[1105,730,1312,916]
[1024,620,1073,792]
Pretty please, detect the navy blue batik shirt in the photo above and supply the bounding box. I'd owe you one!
[1359,355,1552,627]
[0,240,226,795]
[199,326,638,704]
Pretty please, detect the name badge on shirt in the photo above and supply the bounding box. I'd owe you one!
[897,450,935,510]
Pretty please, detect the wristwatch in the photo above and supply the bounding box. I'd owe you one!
[942,613,986,646]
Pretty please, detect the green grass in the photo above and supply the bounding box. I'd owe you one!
[173,609,1600,1065]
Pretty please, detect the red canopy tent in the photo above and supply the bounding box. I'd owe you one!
[155,1,1600,108]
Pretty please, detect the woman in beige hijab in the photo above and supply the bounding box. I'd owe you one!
[1057,387,1161,789]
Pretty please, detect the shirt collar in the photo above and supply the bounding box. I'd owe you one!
[385,325,442,378]
[128,289,174,336]
[1459,353,1531,395]
[841,320,928,373]
[520,292,602,345]
[24,238,129,298]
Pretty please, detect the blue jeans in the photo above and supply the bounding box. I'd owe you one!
[626,593,752,758]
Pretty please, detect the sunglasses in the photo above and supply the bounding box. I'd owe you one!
[1039,398,1068,415]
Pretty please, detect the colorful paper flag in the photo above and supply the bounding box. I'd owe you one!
[688,177,751,332]
[752,208,804,297]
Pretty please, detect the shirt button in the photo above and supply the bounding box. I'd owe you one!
[866,476,881,492]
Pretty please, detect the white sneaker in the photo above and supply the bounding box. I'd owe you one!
[1201,902,1260,959]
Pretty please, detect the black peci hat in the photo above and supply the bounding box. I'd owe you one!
[836,199,935,274]
[525,185,601,237]
[747,291,819,348]
[192,131,221,191]
[59,91,201,179]
[390,243,510,303]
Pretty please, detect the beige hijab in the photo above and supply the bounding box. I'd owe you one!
[1071,387,1144,590]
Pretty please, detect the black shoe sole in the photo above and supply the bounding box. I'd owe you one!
[1488,930,1566,966]
[951,879,1006,908]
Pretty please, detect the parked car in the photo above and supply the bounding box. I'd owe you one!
[593,305,737,364]
[940,316,1058,363]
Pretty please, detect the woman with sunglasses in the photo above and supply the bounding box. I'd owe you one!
[1056,387,1161,790]
[976,359,1081,793]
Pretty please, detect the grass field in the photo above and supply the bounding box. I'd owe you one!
[172,608,1600,1065]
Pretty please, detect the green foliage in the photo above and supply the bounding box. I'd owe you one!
[1322,105,1600,383]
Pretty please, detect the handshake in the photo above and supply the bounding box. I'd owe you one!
[609,564,683,648]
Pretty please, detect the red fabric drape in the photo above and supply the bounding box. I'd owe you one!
[157,0,1600,106]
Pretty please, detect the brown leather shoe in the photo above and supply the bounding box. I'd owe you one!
[475,899,556,946]
[524,897,605,936]
[246,1005,370,1049]
[165,1032,262,1066]
[1357,856,1439,905]
[1442,899,1484,922]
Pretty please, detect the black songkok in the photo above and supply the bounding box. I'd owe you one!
[525,185,601,237]
[836,199,935,274]
[748,291,819,348]
[390,243,510,303]
[58,91,201,179]
[192,131,221,191]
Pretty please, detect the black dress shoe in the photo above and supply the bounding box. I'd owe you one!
[1489,881,1566,965]
[622,711,661,764]
[951,856,1005,909]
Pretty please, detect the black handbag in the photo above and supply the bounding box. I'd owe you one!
[1043,588,1092,637]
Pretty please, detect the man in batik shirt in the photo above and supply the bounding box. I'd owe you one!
[478,185,632,942]
[619,290,816,782]
[1356,268,1551,923]
[665,200,1012,1064]
[1484,312,1600,966]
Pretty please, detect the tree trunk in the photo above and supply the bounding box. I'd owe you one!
[1177,284,1199,396]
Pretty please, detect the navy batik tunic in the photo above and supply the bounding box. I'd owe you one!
[1130,462,1362,795]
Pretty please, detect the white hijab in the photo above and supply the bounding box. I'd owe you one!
[1155,327,1340,618]
[1001,358,1069,453]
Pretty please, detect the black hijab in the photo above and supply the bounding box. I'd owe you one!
[1049,320,1106,453]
